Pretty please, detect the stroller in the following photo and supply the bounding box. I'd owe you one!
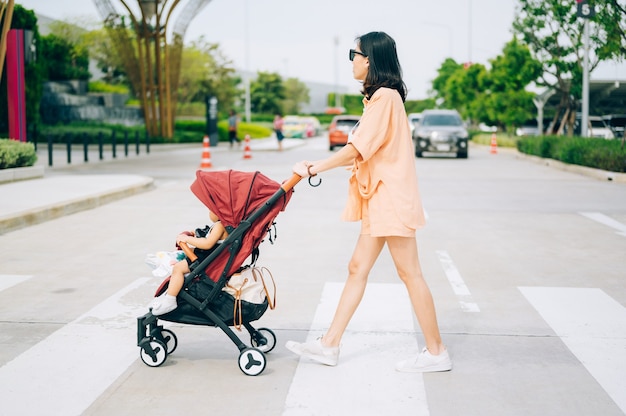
[137,169,300,376]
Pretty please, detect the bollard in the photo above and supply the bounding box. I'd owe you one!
[145,131,150,154]
[124,130,129,157]
[135,131,140,155]
[112,130,117,159]
[47,133,53,167]
[83,132,89,163]
[98,132,104,160]
[66,133,72,165]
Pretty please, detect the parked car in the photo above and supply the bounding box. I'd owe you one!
[328,115,360,150]
[301,116,321,137]
[588,116,614,139]
[515,119,540,137]
[282,116,307,138]
[413,109,468,158]
[407,112,422,137]
[602,114,626,139]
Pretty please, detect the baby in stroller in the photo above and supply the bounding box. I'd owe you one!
[150,209,228,315]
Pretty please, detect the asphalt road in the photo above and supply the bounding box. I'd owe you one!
[1,137,625,416]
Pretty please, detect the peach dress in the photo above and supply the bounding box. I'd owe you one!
[342,87,425,237]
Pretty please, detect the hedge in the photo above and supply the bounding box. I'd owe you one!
[0,139,38,169]
[517,135,626,173]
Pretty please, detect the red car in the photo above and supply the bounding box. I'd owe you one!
[328,115,360,151]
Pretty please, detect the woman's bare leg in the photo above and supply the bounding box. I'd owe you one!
[321,234,385,347]
[386,236,445,355]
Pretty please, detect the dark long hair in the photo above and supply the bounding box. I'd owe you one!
[357,31,407,102]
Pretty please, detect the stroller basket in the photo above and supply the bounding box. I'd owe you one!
[137,170,299,376]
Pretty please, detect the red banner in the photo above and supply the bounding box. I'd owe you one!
[7,29,27,142]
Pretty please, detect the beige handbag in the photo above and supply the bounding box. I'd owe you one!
[224,266,276,329]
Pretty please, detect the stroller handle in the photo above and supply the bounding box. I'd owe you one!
[281,173,304,192]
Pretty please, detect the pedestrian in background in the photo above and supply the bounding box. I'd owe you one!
[286,31,451,373]
[273,113,285,151]
[228,109,239,149]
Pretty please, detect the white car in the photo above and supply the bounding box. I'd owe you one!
[589,116,614,139]
[407,112,422,137]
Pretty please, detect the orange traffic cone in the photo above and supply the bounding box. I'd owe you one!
[490,132,498,154]
[243,134,252,159]
[200,135,213,169]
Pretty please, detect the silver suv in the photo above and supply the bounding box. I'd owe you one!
[413,109,468,158]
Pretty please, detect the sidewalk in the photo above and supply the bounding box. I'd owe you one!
[0,137,306,235]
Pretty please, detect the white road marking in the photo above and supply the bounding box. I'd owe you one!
[579,212,626,237]
[283,282,430,416]
[0,274,32,292]
[519,287,626,413]
[436,250,480,312]
[0,277,151,416]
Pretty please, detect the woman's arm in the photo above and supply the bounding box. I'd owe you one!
[293,143,359,177]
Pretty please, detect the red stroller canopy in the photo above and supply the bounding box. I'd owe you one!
[189,169,293,281]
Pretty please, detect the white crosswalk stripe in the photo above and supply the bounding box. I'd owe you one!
[519,287,626,413]
[283,282,430,415]
[0,278,150,416]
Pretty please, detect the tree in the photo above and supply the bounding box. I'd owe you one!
[282,77,310,114]
[512,0,625,135]
[175,38,238,117]
[250,71,284,114]
[39,34,89,81]
[594,0,626,61]
[485,38,542,131]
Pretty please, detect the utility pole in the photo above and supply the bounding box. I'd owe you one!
[577,0,595,137]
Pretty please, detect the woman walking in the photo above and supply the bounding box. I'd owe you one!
[286,31,451,373]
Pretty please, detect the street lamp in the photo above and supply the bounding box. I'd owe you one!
[139,0,157,21]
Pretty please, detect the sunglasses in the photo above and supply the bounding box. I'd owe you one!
[349,49,367,61]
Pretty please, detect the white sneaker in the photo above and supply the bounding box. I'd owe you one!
[150,294,177,316]
[285,338,339,366]
[396,347,452,373]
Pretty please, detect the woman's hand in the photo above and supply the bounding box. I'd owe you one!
[292,160,310,177]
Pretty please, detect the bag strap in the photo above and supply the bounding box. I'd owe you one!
[226,277,249,330]
[251,267,276,310]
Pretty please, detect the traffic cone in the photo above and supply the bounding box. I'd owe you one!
[200,135,213,169]
[490,132,498,154]
[243,134,252,159]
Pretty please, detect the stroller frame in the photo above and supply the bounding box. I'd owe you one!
[137,171,300,376]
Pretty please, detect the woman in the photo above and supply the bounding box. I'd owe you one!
[286,31,451,373]
[273,113,285,151]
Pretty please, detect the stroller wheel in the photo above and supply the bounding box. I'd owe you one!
[158,329,178,355]
[250,328,276,353]
[140,340,168,367]
[238,348,266,376]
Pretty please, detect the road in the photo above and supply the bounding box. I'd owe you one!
[1,137,625,416]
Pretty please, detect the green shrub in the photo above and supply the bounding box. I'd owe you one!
[517,135,626,173]
[0,139,38,169]
[88,81,130,94]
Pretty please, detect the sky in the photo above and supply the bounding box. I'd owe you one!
[12,0,585,100]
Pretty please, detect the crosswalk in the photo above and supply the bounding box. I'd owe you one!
[519,287,626,413]
[0,277,150,416]
[1,230,626,414]
[284,283,430,415]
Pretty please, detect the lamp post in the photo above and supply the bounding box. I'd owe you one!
[244,0,251,123]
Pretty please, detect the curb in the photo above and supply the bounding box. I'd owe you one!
[514,152,626,183]
[0,165,45,184]
[0,176,154,235]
